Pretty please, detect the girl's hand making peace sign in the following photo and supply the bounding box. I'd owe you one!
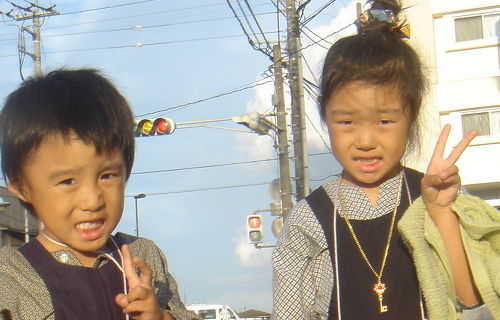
[115,245,174,320]
[421,124,478,220]
[420,124,481,306]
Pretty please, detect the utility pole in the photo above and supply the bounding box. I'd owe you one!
[286,0,310,200]
[4,1,59,76]
[272,44,294,220]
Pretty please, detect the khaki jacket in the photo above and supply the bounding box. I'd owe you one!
[399,194,500,320]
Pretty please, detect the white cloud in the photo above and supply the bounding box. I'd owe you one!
[233,227,272,268]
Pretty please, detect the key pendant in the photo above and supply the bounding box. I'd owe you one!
[373,282,388,313]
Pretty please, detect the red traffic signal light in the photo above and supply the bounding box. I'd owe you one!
[247,215,263,244]
[135,118,176,137]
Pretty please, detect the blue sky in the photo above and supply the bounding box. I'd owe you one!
[0,0,356,312]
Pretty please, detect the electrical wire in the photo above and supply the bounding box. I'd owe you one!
[305,111,332,153]
[126,181,271,197]
[131,158,278,175]
[124,151,334,196]
[39,13,274,39]
[243,0,271,51]
[41,2,272,31]
[310,173,337,182]
[39,32,275,55]
[299,21,354,54]
[302,56,320,89]
[135,77,273,118]
[270,0,282,43]
[297,0,312,19]
[302,27,330,50]
[236,0,260,45]
[130,151,331,176]
[303,24,333,46]
[57,0,157,16]
[302,0,337,26]
[226,0,273,60]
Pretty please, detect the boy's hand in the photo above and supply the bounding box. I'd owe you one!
[115,244,174,320]
[421,124,477,219]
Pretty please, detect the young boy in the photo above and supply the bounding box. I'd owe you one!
[0,69,200,320]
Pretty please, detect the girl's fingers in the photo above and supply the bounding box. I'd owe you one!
[123,298,161,317]
[115,293,129,308]
[123,300,149,315]
[438,165,459,180]
[446,129,478,164]
[427,125,476,175]
[126,286,150,302]
[421,173,441,189]
[429,124,451,166]
[132,257,153,285]
[121,244,141,288]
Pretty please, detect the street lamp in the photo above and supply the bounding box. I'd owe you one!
[133,193,146,237]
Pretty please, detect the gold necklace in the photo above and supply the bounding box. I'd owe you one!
[337,171,402,313]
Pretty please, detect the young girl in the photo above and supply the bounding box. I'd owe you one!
[272,1,500,319]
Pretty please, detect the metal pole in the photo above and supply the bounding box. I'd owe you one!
[286,0,310,200]
[4,0,58,77]
[133,193,146,237]
[273,44,294,220]
[24,209,29,243]
[134,197,139,237]
[32,11,42,75]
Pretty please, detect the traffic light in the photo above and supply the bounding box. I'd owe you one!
[135,118,176,137]
[247,215,263,244]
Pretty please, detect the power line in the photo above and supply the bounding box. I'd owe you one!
[57,0,157,16]
[127,171,338,197]
[302,24,333,47]
[243,0,271,50]
[0,1,229,26]
[135,77,273,118]
[226,0,273,60]
[131,157,278,175]
[2,7,351,67]
[236,0,261,45]
[301,27,329,50]
[125,181,270,197]
[0,11,276,42]
[305,112,332,153]
[131,152,331,176]
[299,21,354,53]
[0,31,283,58]
[125,171,339,197]
[310,173,338,182]
[41,1,271,32]
[302,0,337,26]
[46,12,274,39]
[39,33,258,54]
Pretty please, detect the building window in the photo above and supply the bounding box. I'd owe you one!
[461,109,500,136]
[454,12,500,42]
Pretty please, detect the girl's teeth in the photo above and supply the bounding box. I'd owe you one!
[358,158,377,164]
[76,221,102,230]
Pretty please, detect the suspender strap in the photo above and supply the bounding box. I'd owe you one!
[305,186,338,319]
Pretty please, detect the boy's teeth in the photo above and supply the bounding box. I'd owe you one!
[76,221,102,230]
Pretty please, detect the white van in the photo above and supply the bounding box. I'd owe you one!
[187,304,240,320]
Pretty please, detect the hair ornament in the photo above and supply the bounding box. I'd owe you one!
[356,8,410,39]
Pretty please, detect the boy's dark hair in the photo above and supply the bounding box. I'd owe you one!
[0,68,135,187]
[319,0,426,150]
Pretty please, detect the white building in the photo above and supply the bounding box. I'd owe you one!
[404,0,500,208]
